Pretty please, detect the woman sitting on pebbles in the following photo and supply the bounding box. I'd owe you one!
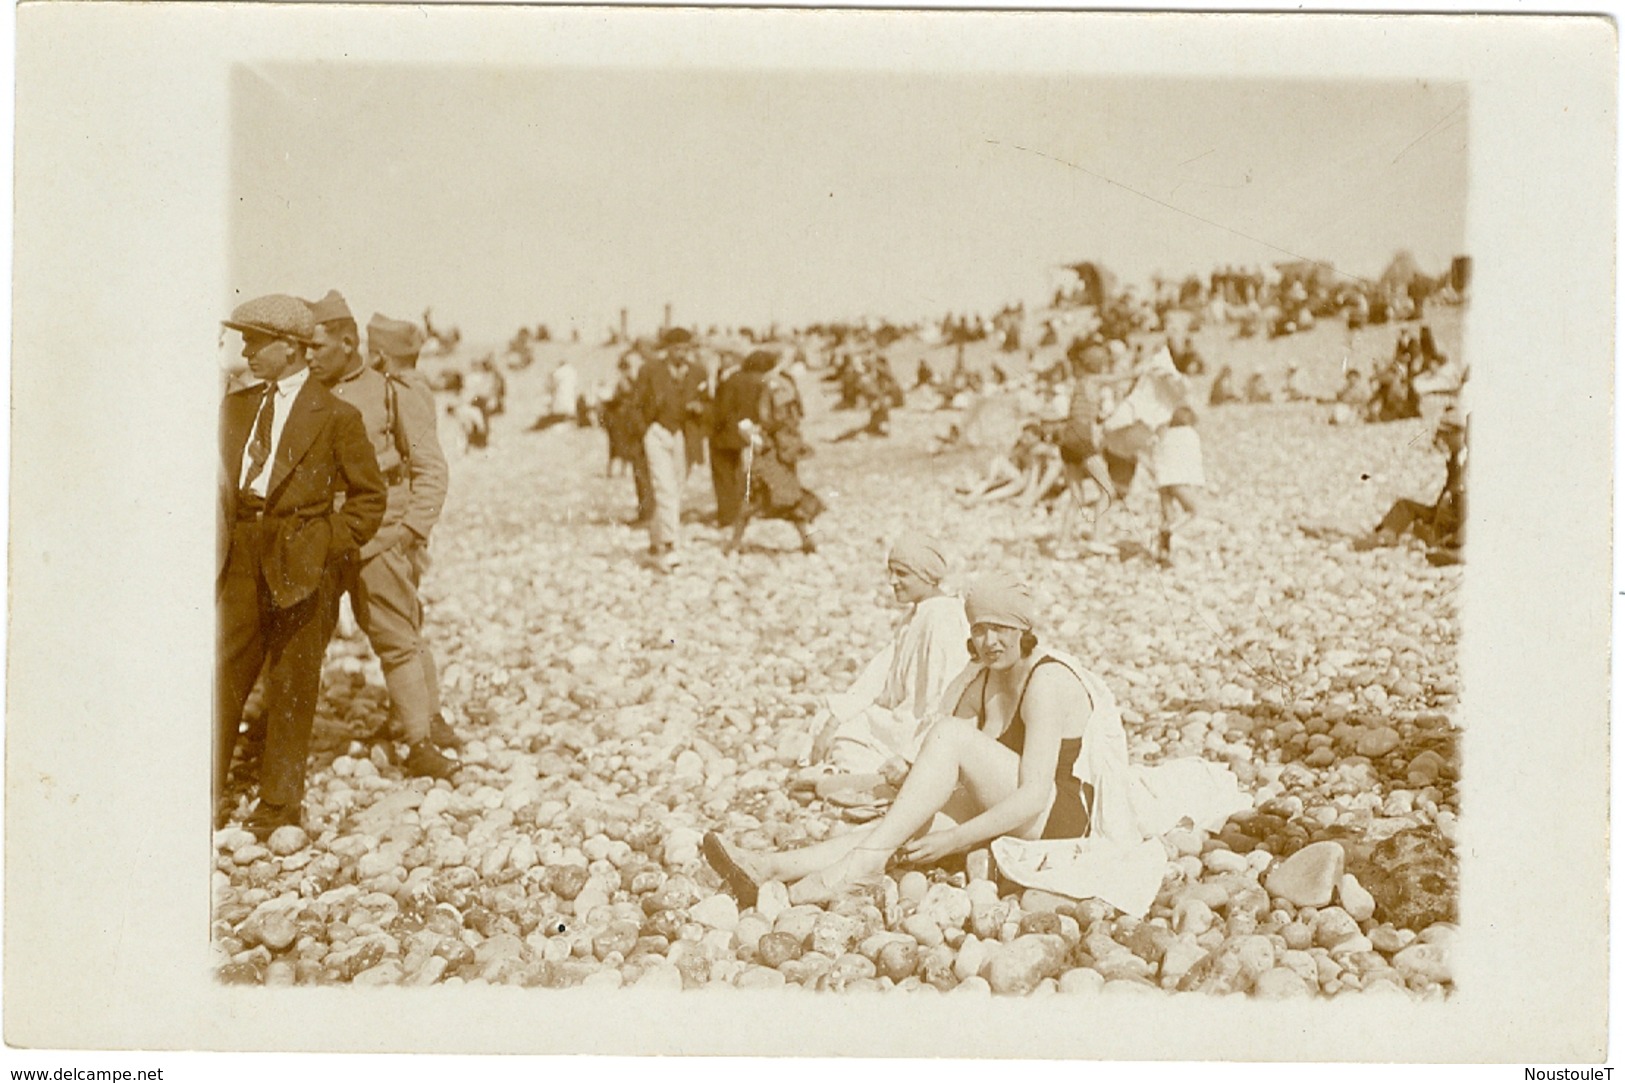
[793,533,971,790]
[705,572,1125,906]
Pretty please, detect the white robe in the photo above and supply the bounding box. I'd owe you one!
[548,363,579,417]
[935,647,1249,918]
[823,595,971,773]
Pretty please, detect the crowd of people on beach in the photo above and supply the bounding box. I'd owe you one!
[213,253,1468,920]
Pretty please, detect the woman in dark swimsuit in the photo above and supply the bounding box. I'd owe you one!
[704,573,1096,905]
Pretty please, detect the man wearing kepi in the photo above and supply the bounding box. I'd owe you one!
[217,294,386,839]
[634,327,710,571]
[799,533,971,776]
[365,311,468,747]
[307,291,460,780]
[366,312,434,402]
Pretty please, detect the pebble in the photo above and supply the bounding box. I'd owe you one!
[877,940,920,983]
[897,871,929,906]
[734,914,772,954]
[689,894,740,932]
[1177,935,1275,995]
[755,881,791,922]
[1337,874,1376,923]
[917,884,972,931]
[1368,924,1413,954]
[736,965,787,990]
[1281,922,1313,951]
[987,935,1066,995]
[1355,727,1402,758]
[756,931,803,969]
[238,901,299,952]
[953,935,995,983]
[1059,967,1105,994]
[1406,750,1447,786]
[1264,841,1344,907]
[1312,907,1362,949]
[1202,849,1250,876]
[1173,898,1216,937]
[810,914,863,958]
[267,826,309,856]
[1158,935,1208,985]
[902,912,945,949]
[1393,942,1452,985]
[1252,967,1312,999]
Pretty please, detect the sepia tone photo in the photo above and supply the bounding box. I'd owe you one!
[216,65,1470,998]
[6,4,1613,1064]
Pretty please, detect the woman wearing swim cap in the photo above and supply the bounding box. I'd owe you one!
[800,532,970,773]
[705,571,1114,905]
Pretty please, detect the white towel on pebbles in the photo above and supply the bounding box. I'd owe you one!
[969,648,1249,918]
[992,834,1170,918]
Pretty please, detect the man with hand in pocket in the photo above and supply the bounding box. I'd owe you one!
[307,291,461,782]
[217,294,386,839]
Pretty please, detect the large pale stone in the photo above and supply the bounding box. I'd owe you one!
[1264,841,1345,907]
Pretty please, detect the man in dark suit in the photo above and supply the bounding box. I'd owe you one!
[709,350,774,529]
[216,294,386,839]
[634,328,710,571]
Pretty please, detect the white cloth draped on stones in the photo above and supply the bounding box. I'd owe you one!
[933,646,1249,918]
[822,595,971,774]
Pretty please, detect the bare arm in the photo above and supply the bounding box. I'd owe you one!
[945,666,1080,848]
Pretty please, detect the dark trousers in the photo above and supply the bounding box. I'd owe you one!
[711,444,744,527]
[215,519,341,813]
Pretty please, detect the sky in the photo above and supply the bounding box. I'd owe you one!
[233,66,1467,344]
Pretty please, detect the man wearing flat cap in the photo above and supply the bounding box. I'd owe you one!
[217,293,387,839]
[634,327,711,571]
[308,292,459,780]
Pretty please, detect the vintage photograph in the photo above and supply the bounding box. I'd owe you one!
[6,4,1613,1064]
[214,64,1469,998]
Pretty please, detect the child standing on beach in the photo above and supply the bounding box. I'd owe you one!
[1150,405,1207,565]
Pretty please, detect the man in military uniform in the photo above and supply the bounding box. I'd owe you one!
[307,291,459,779]
[364,310,468,747]
[217,294,386,838]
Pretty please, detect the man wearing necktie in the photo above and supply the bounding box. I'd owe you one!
[216,294,386,839]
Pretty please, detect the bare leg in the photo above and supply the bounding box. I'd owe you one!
[793,718,1032,891]
[1083,455,1116,532]
[752,826,880,884]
